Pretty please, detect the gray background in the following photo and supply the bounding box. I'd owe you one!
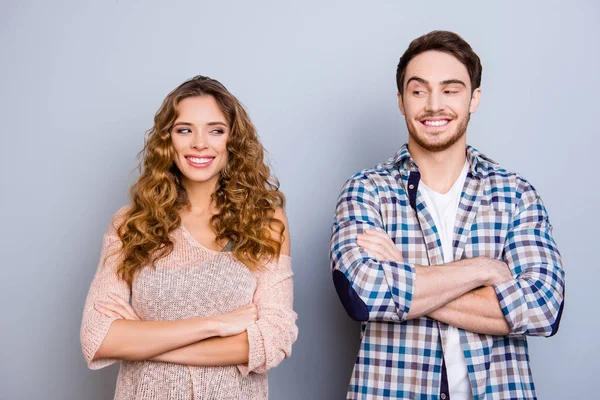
[1,0,598,399]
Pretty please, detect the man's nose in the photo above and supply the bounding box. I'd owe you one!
[425,92,442,113]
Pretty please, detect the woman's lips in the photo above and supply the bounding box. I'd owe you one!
[185,156,215,168]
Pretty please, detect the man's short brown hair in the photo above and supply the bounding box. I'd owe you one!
[396,30,482,95]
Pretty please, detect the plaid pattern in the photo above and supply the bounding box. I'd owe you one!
[330,144,565,400]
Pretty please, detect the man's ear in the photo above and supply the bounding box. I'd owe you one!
[469,88,481,113]
[398,92,405,116]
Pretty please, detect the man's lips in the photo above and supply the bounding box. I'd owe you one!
[418,116,454,127]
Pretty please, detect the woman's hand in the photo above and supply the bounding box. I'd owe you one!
[356,229,404,263]
[214,304,258,337]
[95,293,141,320]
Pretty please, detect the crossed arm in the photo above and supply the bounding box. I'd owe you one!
[92,292,256,366]
[356,229,510,335]
[81,208,297,372]
[330,175,565,337]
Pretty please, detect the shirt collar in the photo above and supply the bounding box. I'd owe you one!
[388,144,498,177]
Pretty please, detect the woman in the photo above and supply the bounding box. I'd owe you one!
[80,76,297,399]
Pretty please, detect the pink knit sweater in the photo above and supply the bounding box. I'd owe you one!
[80,207,298,399]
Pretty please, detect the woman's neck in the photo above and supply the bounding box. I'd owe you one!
[181,177,218,216]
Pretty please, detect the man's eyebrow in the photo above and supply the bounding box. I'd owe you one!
[441,79,467,87]
[406,76,429,87]
[406,77,467,88]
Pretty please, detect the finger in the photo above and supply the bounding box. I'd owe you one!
[364,230,399,250]
[359,234,403,261]
[360,245,387,260]
[97,301,129,319]
[360,234,403,260]
[360,241,388,255]
[358,243,385,258]
[361,243,399,262]
[94,303,112,317]
[393,249,404,262]
[363,229,391,239]
[108,293,139,320]
[357,237,389,252]
[357,236,396,256]
[104,310,122,319]
[357,234,386,244]
[356,237,379,248]
[366,250,387,261]
[108,295,139,320]
[95,304,123,319]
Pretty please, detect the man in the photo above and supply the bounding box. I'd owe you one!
[330,30,565,400]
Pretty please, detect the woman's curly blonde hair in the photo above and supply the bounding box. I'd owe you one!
[114,76,285,286]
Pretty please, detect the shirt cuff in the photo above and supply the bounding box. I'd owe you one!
[493,278,528,336]
[237,323,265,376]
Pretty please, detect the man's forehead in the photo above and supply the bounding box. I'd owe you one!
[405,50,470,83]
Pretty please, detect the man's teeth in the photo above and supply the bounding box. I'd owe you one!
[188,157,213,164]
[424,120,450,127]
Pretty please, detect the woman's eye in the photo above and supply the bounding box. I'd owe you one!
[211,129,225,134]
[176,128,191,134]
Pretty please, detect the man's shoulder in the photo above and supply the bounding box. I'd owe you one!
[473,152,541,207]
[343,162,399,191]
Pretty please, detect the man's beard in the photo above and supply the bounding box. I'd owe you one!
[407,113,470,153]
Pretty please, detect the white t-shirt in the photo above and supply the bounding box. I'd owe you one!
[419,161,473,400]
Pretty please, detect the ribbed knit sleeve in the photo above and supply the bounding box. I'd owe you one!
[238,255,298,375]
[80,208,130,370]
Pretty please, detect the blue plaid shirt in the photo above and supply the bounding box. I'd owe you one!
[330,144,565,399]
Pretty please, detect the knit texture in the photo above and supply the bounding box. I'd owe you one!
[81,207,298,400]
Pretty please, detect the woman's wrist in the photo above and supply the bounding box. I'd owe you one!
[195,316,222,339]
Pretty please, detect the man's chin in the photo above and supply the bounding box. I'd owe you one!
[410,134,458,153]
[409,123,469,153]
[422,142,456,153]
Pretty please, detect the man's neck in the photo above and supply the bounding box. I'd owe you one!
[408,139,467,194]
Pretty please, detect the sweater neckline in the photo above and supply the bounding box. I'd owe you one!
[178,224,293,262]
[178,224,232,254]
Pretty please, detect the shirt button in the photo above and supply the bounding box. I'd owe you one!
[441,394,447,400]
[409,184,415,190]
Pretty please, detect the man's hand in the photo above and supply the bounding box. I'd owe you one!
[356,229,404,262]
[480,256,513,286]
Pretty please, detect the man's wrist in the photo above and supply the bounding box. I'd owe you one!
[452,257,494,286]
